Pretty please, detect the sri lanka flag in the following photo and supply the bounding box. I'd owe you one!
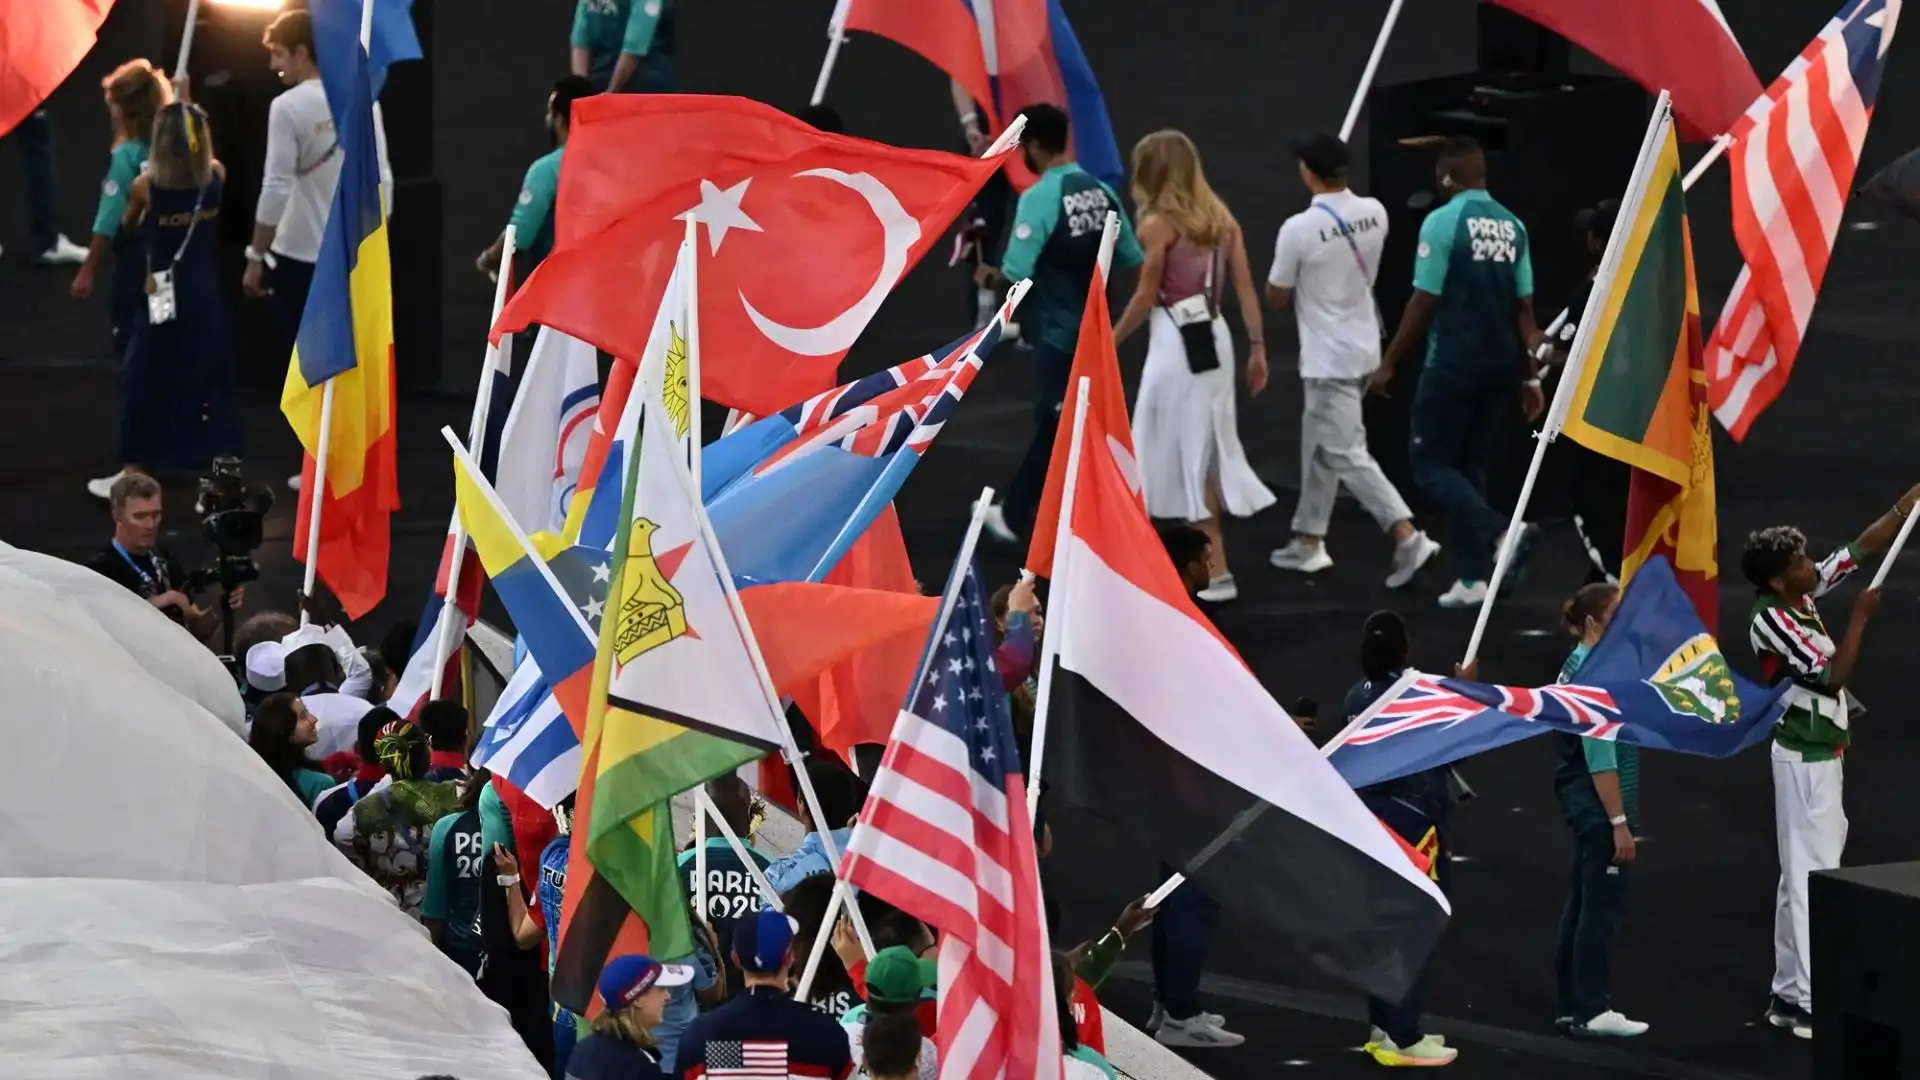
[834,0,1120,188]
[282,0,401,620]
[1557,97,1717,626]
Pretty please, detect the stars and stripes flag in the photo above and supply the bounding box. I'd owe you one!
[703,1040,790,1079]
[842,551,1060,1080]
[1705,0,1901,440]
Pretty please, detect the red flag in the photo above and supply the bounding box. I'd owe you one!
[842,0,996,132]
[1023,251,1140,579]
[0,0,113,137]
[493,94,1010,417]
[1489,0,1761,142]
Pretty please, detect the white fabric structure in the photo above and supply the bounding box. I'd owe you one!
[0,541,247,735]
[0,558,543,1080]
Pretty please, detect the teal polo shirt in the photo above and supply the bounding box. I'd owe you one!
[1412,189,1533,385]
[93,139,148,239]
[509,147,564,270]
[572,0,671,89]
[1000,163,1143,355]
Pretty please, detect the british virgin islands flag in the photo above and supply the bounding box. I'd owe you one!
[281,0,401,619]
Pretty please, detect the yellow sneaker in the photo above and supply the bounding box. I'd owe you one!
[1368,1034,1458,1067]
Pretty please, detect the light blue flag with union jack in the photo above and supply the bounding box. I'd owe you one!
[1329,558,1791,791]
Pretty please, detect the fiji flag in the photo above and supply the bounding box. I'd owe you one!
[1329,558,1791,791]
[834,0,1120,188]
[281,0,407,619]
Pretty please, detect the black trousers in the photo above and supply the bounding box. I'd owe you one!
[1555,826,1629,1023]
[1002,341,1074,535]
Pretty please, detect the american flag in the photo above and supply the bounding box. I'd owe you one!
[1706,0,1900,440]
[705,1039,789,1079]
[841,555,1061,1080]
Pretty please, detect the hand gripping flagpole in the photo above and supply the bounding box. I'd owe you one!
[430,225,518,698]
[810,0,852,106]
[795,485,997,1002]
[298,0,383,627]
[1460,91,1673,672]
[1339,0,1406,142]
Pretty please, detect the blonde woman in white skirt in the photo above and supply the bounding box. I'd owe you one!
[1113,130,1274,602]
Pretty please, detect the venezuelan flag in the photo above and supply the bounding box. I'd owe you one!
[1560,99,1717,627]
[282,0,401,620]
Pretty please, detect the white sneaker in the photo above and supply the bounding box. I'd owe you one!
[287,473,303,493]
[1573,1010,1649,1037]
[87,469,128,500]
[1368,1033,1457,1066]
[1270,540,1333,574]
[981,502,1015,543]
[37,235,88,266]
[1148,1004,1224,1033]
[1196,573,1238,602]
[1437,579,1488,609]
[1386,531,1441,589]
[1155,1013,1245,1049]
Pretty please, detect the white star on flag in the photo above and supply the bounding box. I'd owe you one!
[583,597,605,621]
[591,562,611,583]
[677,178,762,254]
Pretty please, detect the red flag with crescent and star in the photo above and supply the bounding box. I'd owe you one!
[492,94,1013,417]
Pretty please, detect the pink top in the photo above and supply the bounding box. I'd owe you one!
[1157,232,1223,308]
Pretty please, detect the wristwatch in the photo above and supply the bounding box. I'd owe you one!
[1608,814,1628,827]
[497,873,521,887]
[243,245,266,264]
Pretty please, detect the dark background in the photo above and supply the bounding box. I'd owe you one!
[5,2,1920,1077]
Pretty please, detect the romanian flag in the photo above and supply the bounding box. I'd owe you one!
[1560,99,1718,627]
[282,0,400,620]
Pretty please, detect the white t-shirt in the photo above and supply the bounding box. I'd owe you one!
[302,690,374,760]
[1269,189,1389,379]
[256,78,394,264]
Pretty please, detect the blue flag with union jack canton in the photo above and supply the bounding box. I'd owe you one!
[1329,558,1791,791]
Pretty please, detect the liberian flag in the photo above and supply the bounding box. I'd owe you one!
[1044,272,1449,1002]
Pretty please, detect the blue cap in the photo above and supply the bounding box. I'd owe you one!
[598,954,695,1010]
[732,908,800,973]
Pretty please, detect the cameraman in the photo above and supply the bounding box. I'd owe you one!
[88,473,241,643]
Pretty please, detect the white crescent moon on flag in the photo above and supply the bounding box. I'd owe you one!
[739,168,921,357]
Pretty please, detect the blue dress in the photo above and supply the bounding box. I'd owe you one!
[120,175,241,471]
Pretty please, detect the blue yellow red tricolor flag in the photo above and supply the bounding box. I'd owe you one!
[282,0,401,619]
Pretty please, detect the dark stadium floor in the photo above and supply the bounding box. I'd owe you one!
[8,2,1920,1078]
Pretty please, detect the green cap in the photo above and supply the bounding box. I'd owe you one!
[864,946,935,1005]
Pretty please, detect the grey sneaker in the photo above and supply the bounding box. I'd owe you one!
[1270,540,1333,573]
[1155,1013,1245,1049]
[1386,531,1441,589]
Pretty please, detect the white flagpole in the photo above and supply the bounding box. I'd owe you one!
[1024,376,1091,820]
[797,485,997,1001]
[982,114,1027,158]
[174,0,202,86]
[684,215,702,490]
[430,226,518,698]
[1339,0,1405,142]
[1460,92,1673,671]
[693,782,710,919]
[1144,670,1423,908]
[1870,509,1920,590]
[669,407,878,962]
[810,0,852,106]
[297,0,383,628]
[694,787,783,912]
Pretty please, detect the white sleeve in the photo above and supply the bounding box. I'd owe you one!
[1365,198,1388,286]
[372,102,394,221]
[1268,220,1300,289]
[255,95,297,228]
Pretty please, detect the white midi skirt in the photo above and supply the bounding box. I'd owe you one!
[1131,309,1276,523]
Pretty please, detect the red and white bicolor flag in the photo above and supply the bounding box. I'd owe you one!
[1043,274,1450,1003]
[1706,0,1899,439]
[1489,0,1760,142]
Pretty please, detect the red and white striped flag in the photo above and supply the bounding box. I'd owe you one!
[841,553,1060,1080]
[1706,0,1900,440]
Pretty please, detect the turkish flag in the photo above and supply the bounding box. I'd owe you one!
[494,94,1012,417]
[0,0,114,137]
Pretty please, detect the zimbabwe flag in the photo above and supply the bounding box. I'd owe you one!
[1560,100,1717,628]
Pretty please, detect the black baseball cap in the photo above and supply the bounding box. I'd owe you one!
[1289,132,1350,181]
[1576,198,1620,238]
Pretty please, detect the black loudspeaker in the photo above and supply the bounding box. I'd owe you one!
[391,177,443,391]
[1360,71,1647,518]
[1476,1,1569,75]
[1811,862,1920,1077]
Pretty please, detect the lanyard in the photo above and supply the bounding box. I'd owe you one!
[112,540,163,592]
